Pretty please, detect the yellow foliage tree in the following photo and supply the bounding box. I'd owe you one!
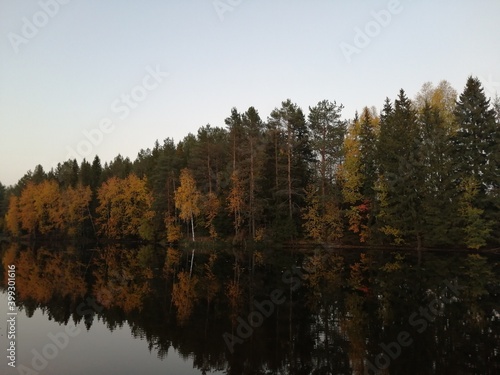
[92,246,152,313]
[17,182,39,235]
[35,180,60,234]
[60,185,92,236]
[340,111,375,243]
[5,196,21,236]
[458,177,491,249]
[5,181,92,237]
[302,184,343,243]
[165,215,182,243]
[204,191,220,239]
[172,271,198,324]
[227,170,245,235]
[174,169,201,241]
[96,174,154,239]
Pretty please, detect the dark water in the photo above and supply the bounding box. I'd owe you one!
[0,243,498,375]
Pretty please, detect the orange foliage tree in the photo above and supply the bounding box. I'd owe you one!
[174,169,201,241]
[96,174,154,240]
[4,180,92,237]
[5,196,21,236]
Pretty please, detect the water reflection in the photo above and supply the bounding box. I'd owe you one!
[1,243,498,374]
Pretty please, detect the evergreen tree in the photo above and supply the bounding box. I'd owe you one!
[79,159,92,187]
[55,160,79,188]
[241,107,265,238]
[150,138,180,238]
[32,164,46,184]
[91,155,102,190]
[358,108,378,198]
[341,107,378,243]
[377,90,425,248]
[452,77,499,245]
[418,103,458,246]
[304,100,346,242]
[267,99,312,237]
[225,108,244,172]
[308,100,346,201]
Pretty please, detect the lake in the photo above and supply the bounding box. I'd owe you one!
[0,243,498,374]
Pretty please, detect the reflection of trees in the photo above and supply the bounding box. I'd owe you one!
[302,252,350,374]
[12,245,86,304]
[92,246,153,313]
[1,243,498,374]
[0,243,89,324]
[172,271,198,324]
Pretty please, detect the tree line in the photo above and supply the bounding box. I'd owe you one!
[1,76,499,249]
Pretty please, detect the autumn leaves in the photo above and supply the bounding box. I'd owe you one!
[97,175,154,240]
[171,168,246,242]
[6,181,91,238]
[4,164,257,242]
[5,175,153,240]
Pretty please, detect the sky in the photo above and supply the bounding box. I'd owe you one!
[0,0,499,187]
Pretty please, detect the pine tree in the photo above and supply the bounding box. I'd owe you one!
[241,107,264,239]
[308,100,346,201]
[267,99,312,236]
[305,100,346,243]
[91,156,102,190]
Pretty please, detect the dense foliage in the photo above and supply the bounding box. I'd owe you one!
[1,77,499,249]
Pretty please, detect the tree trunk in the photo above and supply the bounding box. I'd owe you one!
[189,248,195,278]
[287,123,293,220]
[191,213,195,242]
[250,138,255,238]
[417,232,422,266]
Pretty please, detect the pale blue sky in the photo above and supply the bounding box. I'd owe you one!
[1,0,498,186]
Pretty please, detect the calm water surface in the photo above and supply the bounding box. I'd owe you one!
[0,243,498,374]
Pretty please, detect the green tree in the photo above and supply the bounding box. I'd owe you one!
[304,100,346,243]
[241,107,265,239]
[377,90,425,248]
[225,108,244,172]
[341,108,378,242]
[418,102,457,246]
[190,125,228,195]
[91,155,103,190]
[150,138,181,238]
[267,99,312,236]
[457,177,491,249]
[79,159,92,187]
[452,77,499,245]
[308,100,346,201]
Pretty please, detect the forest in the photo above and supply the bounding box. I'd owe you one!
[1,76,499,250]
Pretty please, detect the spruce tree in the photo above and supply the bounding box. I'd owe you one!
[452,76,499,245]
[376,90,424,248]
